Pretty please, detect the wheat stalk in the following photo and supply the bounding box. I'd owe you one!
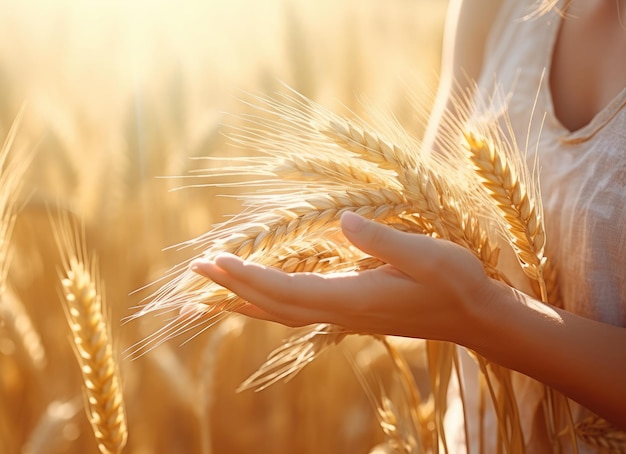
[378,336,425,452]
[55,219,128,454]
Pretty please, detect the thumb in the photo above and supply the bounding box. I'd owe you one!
[340,211,443,281]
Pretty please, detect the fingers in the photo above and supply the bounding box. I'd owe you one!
[191,253,421,330]
[191,255,351,326]
[340,211,444,282]
[186,212,486,336]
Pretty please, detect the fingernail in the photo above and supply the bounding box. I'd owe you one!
[341,211,365,233]
[189,259,208,272]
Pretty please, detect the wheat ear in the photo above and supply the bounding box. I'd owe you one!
[127,236,386,359]
[463,130,547,294]
[23,397,82,454]
[0,108,30,294]
[346,338,424,453]
[238,323,351,392]
[56,220,127,454]
[0,287,46,370]
[576,414,626,453]
[0,111,42,369]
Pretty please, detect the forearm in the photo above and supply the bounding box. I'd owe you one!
[465,280,626,429]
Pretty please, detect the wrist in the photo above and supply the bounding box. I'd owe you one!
[458,277,517,354]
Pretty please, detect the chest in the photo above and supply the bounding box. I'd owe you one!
[549,1,626,131]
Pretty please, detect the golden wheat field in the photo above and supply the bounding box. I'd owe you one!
[0,0,449,453]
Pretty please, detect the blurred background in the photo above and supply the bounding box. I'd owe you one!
[0,0,448,452]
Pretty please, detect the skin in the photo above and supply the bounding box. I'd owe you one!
[550,0,626,131]
[191,0,626,430]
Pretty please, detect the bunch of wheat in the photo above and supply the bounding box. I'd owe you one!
[133,89,620,452]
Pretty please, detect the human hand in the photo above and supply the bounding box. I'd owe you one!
[190,211,496,344]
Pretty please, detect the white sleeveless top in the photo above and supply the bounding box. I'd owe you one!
[478,1,626,323]
[445,1,626,452]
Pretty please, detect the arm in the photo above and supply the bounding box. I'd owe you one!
[474,278,626,430]
[191,212,626,430]
[422,0,503,153]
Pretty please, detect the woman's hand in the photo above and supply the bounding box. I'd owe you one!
[190,211,496,345]
[190,211,626,427]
